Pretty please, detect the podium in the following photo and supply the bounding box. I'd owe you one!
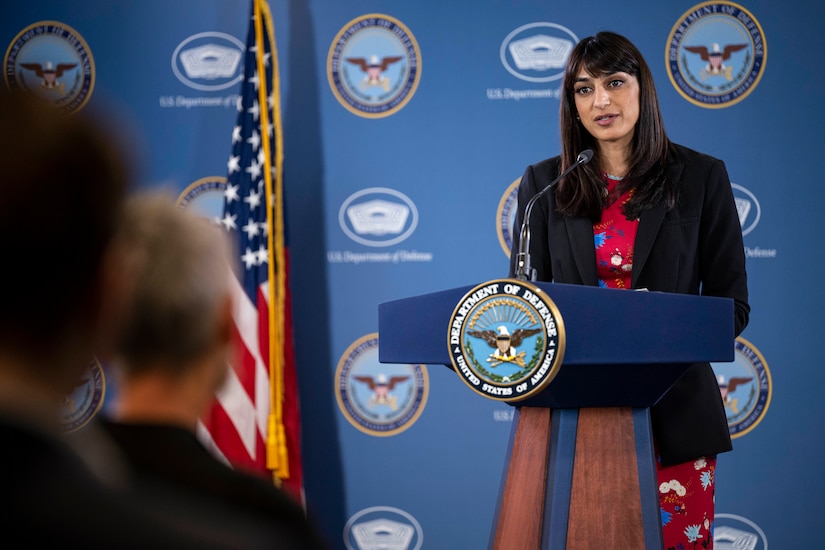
[378,280,733,549]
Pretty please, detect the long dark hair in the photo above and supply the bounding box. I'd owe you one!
[556,31,676,221]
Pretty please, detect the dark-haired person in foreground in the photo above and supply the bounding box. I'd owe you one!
[0,89,267,547]
[509,32,748,547]
[100,191,328,549]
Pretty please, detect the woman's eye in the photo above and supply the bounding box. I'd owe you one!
[575,86,591,95]
[608,79,624,88]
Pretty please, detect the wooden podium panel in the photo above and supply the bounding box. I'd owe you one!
[492,407,552,550]
[489,406,661,550]
[566,408,645,548]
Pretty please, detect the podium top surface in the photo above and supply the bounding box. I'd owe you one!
[378,280,734,367]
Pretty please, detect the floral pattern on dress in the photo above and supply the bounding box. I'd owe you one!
[594,177,637,289]
[658,456,717,549]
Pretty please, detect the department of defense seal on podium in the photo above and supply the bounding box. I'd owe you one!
[448,279,565,402]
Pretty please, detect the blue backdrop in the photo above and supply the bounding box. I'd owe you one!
[3,1,822,548]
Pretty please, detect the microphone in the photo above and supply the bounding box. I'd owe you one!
[513,149,594,281]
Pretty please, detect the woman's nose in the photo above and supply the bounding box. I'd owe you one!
[594,87,610,109]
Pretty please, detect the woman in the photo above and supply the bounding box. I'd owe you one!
[508,31,749,547]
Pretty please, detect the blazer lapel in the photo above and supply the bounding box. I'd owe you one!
[564,217,599,285]
[631,161,684,289]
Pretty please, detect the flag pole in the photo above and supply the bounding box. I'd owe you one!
[253,0,289,480]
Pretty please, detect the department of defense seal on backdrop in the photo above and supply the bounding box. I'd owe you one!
[666,2,766,108]
[327,14,421,118]
[61,357,106,432]
[338,187,419,247]
[177,176,229,223]
[4,21,95,112]
[712,337,771,438]
[497,178,520,257]
[448,279,565,402]
[500,22,578,83]
[714,513,768,549]
[171,32,244,92]
[335,333,428,436]
[731,182,761,237]
[344,506,423,550]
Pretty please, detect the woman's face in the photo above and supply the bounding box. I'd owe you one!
[572,69,640,152]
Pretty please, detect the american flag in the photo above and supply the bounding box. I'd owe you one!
[197,0,303,500]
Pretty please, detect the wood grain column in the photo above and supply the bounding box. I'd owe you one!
[492,406,553,550]
[566,407,644,549]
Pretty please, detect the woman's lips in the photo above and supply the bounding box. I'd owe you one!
[595,114,618,126]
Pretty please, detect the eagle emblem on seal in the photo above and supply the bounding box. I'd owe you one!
[467,326,541,367]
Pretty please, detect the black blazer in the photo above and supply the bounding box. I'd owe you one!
[509,143,749,466]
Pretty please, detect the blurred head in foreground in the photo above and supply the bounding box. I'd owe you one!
[0,89,130,403]
[110,191,235,429]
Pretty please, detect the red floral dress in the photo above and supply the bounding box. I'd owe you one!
[594,174,717,549]
[594,175,636,289]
